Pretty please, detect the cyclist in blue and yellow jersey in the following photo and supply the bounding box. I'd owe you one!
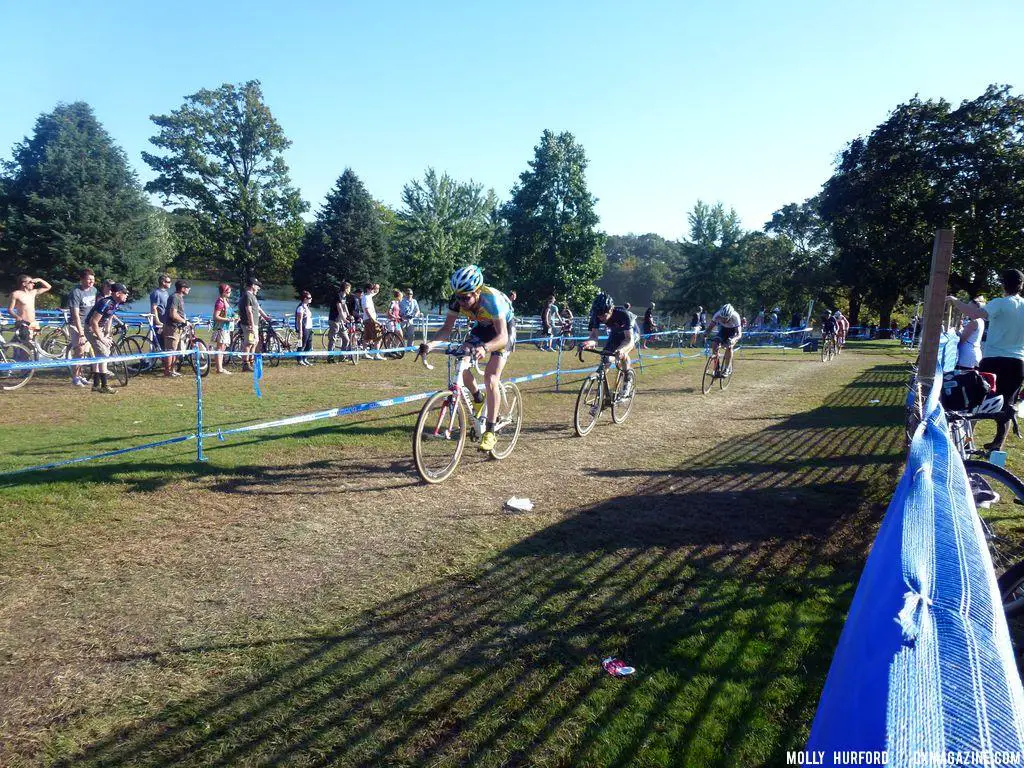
[709,303,742,377]
[420,265,515,452]
[583,292,637,372]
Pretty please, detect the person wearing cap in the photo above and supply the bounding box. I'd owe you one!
[295,290,315,366]
[237,277,272,371]
[84,283,129,394]
[399,288,422,343]
[948,268,1024,450]
[162,279,191,377]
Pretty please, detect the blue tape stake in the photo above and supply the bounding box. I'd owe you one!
[253,354,263,398]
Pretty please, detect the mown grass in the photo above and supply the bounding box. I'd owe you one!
[0,342,914,767]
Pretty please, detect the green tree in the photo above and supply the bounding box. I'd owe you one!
[664,201,745,315]
[599,233,680,307]
[142,80,307,284]
[502,130,604,311]
[292,169,387,304]
[392,168,499,304]
[0,101,171,300]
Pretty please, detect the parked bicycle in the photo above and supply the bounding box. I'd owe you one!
[0,336,35,391]
[411,347,523,483]
[171,322,210,377]
[319,321,362,365]
[573,348,637,437]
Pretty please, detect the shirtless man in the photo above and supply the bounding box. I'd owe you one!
[9,275,52,343]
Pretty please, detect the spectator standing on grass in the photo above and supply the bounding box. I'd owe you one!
[237,278,271,372]
[295,290,314,366]
[67,268,97,388]
[642,303,657,348]
[362,283,384,360]
[948,269,1024,451]
[955,297,986,370]
[9,274,52,342]
[162,279,190,377]
[327,283,352,360]
[387,289,404,340]
[85,283,128,394]
[211,283,235,375]
[149,274,171,349]
[540,295,557,351]
[399,288,421,342]
[350,286,364,325]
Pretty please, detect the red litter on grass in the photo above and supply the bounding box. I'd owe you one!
[601,657,635,677]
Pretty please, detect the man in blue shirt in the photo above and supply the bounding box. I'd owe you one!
[149,274,171,349]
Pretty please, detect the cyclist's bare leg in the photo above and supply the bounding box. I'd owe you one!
[484,353,507,423]
[724,341,735,370]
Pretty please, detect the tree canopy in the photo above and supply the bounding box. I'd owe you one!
[142,80,307,283]
[0,101,171,300]
[292,168,387,304]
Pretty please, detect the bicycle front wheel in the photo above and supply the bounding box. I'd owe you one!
[413,391,468,483]
[40,328,69,358]
[183,340,211,377]
[265,335,283,367]
[720,354,735,390]
[611,368,637,424]
[964,460,1024,573]
[573,376,603,436]
[120,336,145,377]
[490,381,523,460]
[382,331,405,359]
[701,354,718,394]
[0,342,36,391]
[109,343,130,387]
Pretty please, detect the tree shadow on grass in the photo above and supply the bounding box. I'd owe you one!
[52,363,908,767]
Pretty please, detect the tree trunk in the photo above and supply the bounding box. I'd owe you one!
[848,288,862,328]
[878,297,898,334]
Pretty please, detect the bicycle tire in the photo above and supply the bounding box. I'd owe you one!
[701,354,717,394]
[489,381,523,460]
[720,353,734,390]
[109,343,130,388]
[40,328,69,358]
[413,391,468,483]
[964,460,1024,572]
[183,339,211,377]
[561,336,577,352]
[319,328,332,351]
[382,331,405,360]
[226,334,246,370]
[121,336,145,377]
[573,376,603,436]
[265,335,283,367]
[611,368,637,424]
[0,342,36,391]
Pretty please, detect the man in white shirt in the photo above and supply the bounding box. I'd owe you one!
[709,303,743,377]
[948,269,1024,450]
[361,283,384,360]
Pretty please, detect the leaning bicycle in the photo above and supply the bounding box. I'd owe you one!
[573,348,637,436]
[701,335,736,394]
[412,347,523,483]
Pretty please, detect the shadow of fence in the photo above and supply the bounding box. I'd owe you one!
[58,363,908,767]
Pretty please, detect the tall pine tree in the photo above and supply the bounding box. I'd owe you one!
[292,169,387,304]
[502,130,604,311]
[0,102,171,298]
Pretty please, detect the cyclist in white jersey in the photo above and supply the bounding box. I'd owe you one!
[709,303,742,377]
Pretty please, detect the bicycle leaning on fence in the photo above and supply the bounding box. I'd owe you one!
[572,347,637,437]
[411,346,523,483]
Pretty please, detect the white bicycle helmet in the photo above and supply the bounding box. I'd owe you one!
[833,310,843,318]
[971,394,1005,416]
[718,303,735,317]
[450,265,483,293]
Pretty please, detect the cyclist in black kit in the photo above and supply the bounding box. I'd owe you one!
[582,293,637,373]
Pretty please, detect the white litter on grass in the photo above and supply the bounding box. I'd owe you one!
[868,399,881,404]
[505,497,534,512]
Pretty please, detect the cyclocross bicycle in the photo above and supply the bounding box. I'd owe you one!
[820,333,838,362]
[573,347,637,437]
[411,347,523,483]
[701,333,736,394]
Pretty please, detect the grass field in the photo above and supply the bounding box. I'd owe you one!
[0,340,926,766]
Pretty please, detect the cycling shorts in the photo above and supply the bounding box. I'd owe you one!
[716,326,739,344]
[467,323,513,358]
[603,329,633,356]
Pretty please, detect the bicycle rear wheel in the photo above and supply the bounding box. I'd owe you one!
[611,368,637,424]
[382,331,405,359]
[0,342,36,391]
[265,335,283,367]
[489,381,523,460]
[40,328,69,358]
[120,336,145,377]
[964,460,1024,573]
[413,391,467,483]
[573,376,603,436]
[109,343,130,387]
[183,340,211,377]
[701,354,718,394]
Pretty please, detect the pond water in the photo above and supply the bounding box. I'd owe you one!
[121,279,303,318]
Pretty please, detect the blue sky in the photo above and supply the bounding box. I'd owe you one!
[2,0,1021,240]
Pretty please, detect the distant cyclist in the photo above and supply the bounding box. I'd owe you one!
[419,265,515,452]
[583,293,637,380]
[834,310,849,347]
[821,311,839,342]
[708,303,742,377]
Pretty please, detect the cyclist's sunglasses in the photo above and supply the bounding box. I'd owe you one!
[455,292,476,305]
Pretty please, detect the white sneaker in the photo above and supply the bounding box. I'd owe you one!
[217,369,233,375]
